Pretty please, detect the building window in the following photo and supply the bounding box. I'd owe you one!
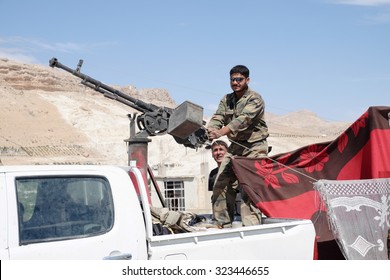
[164,180,185,211]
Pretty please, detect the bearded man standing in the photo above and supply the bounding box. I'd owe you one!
[207,65,269,228]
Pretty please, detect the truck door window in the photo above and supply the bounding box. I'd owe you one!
[164,180,185,211]
[16,176,114,245]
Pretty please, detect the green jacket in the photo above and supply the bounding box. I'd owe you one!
[207,88,268,143]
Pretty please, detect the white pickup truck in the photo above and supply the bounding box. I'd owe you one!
[0,164,315,260]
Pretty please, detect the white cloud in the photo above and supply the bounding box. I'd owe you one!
[0,36,94,63]
[0,36,83,63]
[0,48,38,64]
[330,0,390,5]
[328,0,390,24]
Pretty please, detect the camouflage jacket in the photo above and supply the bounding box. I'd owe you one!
[207,88,268,143]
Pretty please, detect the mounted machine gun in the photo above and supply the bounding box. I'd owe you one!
[49,57,208,149]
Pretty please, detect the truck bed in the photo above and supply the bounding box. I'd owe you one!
[148,218,315,260]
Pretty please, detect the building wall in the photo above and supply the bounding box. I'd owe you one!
[152,175,212,215]
[146,135,220,214]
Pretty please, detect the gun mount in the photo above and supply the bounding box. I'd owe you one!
[49,58,208,149]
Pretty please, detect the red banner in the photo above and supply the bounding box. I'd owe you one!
[232,106,390,258]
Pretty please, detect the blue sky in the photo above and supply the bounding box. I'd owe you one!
[1,0,389,122]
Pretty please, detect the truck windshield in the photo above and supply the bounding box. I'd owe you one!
[16,176,114,245]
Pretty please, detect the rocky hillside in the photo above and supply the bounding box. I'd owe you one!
[0,58,177,165]
[0,58,350,174]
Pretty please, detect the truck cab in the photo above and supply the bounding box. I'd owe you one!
[0,165,148,260]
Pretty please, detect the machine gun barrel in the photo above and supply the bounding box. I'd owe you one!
[49,57,160,113]
[48,57,208,149]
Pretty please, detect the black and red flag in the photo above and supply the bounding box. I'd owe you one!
[232,106,390,258]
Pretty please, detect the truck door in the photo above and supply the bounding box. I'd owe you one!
[0,173,9,259]
[6,170,147,260]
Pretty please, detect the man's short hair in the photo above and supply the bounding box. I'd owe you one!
[206,140,228,150]
[230,65,250,78]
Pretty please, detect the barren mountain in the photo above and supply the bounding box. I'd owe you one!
[0,58,350,173]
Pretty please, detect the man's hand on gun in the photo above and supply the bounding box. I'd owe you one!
[207,126,231,141]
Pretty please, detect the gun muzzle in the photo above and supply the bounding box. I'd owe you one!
[49,57,58,68]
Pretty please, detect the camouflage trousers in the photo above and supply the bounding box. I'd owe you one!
[211,139,268,227]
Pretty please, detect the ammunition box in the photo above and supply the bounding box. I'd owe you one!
[168,101,203,139]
